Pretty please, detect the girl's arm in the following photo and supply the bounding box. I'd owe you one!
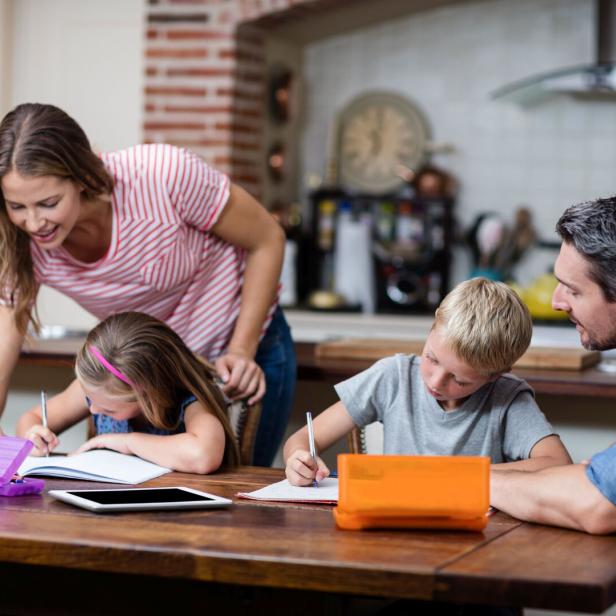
[0,306,26,433]
[210,184,286,405]
[17,379,91,455]
[284,401,357,486]
[75,401,226,474]
[492,435,573,471]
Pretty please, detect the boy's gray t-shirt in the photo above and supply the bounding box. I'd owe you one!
[334,354,556,462]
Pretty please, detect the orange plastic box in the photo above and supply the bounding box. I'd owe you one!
[333,454,490,531]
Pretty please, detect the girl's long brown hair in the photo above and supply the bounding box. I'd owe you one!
[0,103,114,334]
[75,312,240,468]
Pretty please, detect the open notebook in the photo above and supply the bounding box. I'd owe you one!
[18,450,171,485]
[238,478,338,504]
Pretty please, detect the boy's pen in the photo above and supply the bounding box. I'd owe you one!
[306,411,318,488]
[40,389,49,457]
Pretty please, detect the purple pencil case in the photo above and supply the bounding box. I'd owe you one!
[0,436,45,496]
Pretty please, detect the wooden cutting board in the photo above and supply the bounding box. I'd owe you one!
[315,338,600,371]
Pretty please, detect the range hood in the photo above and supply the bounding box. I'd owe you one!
[492,0,616,103]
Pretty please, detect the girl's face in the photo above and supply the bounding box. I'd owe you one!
[82,384,142,422]
[1,170,83,250]
[420,326,495,410]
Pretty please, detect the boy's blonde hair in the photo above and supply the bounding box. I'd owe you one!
[434,277,532,375]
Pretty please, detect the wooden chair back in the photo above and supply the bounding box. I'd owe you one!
[347,421,384,454]
[227,399,262,466]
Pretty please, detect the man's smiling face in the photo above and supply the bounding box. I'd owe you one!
[552,241,616,351]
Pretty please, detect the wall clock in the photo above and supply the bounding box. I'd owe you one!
[335,91,431,194]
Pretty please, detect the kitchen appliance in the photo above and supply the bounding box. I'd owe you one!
[492,0,616,103]
[306,187,453,314]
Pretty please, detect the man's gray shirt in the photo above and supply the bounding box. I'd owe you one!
[334,354,556,462]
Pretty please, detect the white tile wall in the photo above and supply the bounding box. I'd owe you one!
[299,0,610,285]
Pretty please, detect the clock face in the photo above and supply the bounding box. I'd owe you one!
[337,92,430,193]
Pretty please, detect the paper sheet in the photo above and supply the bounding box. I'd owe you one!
[18,450,170,485]
[237,478,338,504]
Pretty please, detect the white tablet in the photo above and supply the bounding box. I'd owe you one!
[49,486,233,513]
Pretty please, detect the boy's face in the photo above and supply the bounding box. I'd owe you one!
[420,326,496,410]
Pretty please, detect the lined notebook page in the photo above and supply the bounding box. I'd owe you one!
[18,450,170,485]
[238,478,338,504]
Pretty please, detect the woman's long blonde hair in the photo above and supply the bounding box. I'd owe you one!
[0,103,114,334]
[75,312,240,468]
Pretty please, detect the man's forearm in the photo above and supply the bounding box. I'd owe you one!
[491,464,616,533]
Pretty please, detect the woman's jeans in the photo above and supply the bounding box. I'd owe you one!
[252,307,296,466]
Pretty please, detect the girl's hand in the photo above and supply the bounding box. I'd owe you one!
[74,433,132,456]
[24,425,59,456]
[285,449,330,486]
[215,352,266,404]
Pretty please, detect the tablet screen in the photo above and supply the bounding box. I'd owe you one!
[66,488,216,505]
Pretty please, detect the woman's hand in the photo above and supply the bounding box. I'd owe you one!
[285,449,330,486]
[74,433,132,456]
[215,351,266,405]
[24,425,59,456]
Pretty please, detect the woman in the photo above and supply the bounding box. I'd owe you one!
[0,102,295,466]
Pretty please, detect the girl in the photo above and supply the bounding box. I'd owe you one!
[17,312,240,473]
[0,102,295,466]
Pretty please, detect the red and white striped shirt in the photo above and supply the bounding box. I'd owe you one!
[30,144,275,360]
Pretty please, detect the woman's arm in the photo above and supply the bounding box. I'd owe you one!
[284,401,356,485]
[75,401,226,474]
[0,306,26,432]
[17,379,91,455]
[210,183,285,404]
[492,435,573,471]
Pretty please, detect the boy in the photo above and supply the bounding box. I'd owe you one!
[285,277,572,486]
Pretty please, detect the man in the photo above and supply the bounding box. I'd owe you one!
[491,197,616,534]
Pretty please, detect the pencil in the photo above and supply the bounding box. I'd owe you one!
[40,390,49,457]
[306,411,318,488]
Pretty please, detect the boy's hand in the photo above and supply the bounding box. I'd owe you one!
[24,425,59,456]
[73,433,132,456]
[285,449,330,486]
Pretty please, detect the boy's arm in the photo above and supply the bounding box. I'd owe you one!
[284,401,356,485]
[491,464,616,534]
[284,401,356,460]
[493,435,572,471]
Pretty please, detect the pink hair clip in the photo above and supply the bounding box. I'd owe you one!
[89,345,135,387]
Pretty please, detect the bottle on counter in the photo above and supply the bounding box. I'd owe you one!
[317,199,337,251]
[396,201,424,250]
[375,201,396,243]
[272,201,305,307]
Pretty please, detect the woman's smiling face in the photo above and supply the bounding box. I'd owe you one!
[1,170,83,249]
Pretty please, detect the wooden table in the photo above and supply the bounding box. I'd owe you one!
[1,468,615,615]
[20,338,616,399]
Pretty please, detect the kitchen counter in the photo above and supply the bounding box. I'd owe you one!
[19,311,616,399]
[284,311,616,398]
[284,309,585,347]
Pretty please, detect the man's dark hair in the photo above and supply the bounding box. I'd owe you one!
[556,197,616,301]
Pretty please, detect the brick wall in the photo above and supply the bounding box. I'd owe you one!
[143,0,310,199]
